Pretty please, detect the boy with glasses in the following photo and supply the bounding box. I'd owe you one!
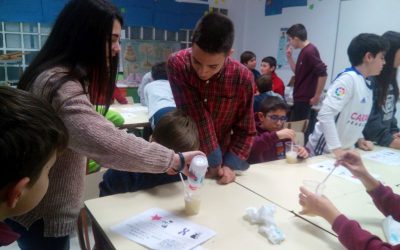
[248,96,309,164]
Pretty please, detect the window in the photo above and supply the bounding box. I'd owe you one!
[0,21,192,85]
[0,22,50,86]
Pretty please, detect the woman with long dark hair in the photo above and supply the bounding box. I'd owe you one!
[7,0,202,248]
[364,31,400,149]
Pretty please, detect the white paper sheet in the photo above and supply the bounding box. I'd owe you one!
[362,149,400,166]
[120,112,138,120]
[119,106,148,113]
[111,208,216,250]
[308,160,379,184]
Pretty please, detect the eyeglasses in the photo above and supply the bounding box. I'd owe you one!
[266,115,287,122]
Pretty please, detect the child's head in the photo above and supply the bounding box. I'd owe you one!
[260,56,277,75]
[257,96,289,132]
[151,62,168,81]
[240,51,257,70]
[347,33,388,76]
[0,86,68,219]
[376,31,400,106]
[256,74,273,94]
[286,24,307,48]
[191,13,234,80]
[381,31,400,69]
[152,110,199,152]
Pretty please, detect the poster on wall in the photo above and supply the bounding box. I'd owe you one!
[119,40,180,87]
[276,27,300,70]
[276,27,289,69]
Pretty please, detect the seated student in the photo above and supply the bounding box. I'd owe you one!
[299,151,400,249]
[99,109,199,196]
[363,31,400,149]
[260,56,285,97]
[94,110,199,250]
[240,50,261,82]
[253,74,282,113]
[138,71,153,106]
[248,96,309,164]
[307,33,388,157]
[143,62,176,129]
[0,86,68,246]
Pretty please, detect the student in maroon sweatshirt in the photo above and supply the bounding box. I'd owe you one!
[299,151,400,250]
[286,23,327,122]
[247,96,309,164]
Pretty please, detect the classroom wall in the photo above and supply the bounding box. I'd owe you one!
[228,0,340,85]
[222,0,400,122]
[333,0,400,76]
[208,0,247,60]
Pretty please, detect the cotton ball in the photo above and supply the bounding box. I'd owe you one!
[244,207,260,224]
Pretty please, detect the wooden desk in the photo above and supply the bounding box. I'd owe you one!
[236,148,400,239]
[110,104,149,128]
[85,180,343,249]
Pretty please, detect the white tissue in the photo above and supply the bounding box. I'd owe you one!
[383,215,400,245]
[244,204,285,244]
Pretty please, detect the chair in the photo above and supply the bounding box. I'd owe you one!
[283,119,309,133]
[283,119,309,146]
[77,163,107,250]
[77,208,91,250]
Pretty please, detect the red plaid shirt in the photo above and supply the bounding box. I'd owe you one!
[168,48,256,170]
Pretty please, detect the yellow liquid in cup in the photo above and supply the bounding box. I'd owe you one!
[184,196,201,215]
[286,151,298,164]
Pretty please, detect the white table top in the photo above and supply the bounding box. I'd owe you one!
[85,180,343,250]
[236,147,400,238]
[109,104,149,128]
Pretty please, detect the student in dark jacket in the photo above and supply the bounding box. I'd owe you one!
[363,31,400,149]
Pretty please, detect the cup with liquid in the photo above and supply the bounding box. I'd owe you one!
[183,155,208,215]
[184,189,201,215]
[285,141,299,164]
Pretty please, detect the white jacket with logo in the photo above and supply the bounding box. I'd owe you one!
[307,68,373,155]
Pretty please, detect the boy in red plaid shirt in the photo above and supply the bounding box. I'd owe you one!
[168,13,256,184]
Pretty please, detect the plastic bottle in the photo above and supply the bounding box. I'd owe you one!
[187,155,208,190]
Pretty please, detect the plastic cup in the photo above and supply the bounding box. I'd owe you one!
[184,190,201,216]
[285,141,299,164]
[303,180,325,196]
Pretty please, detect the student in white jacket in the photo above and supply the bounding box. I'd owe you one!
[307,33,388,158]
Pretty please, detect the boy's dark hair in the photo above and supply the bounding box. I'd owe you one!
[151,62,168,81]
[261,56,277,70]
[286,24,307,41]
[260,96,289,115]
[192,12,234,54]
[152,110,199,152]
[240,51,256,64]
[0,86,68,190]
[256,74,273,93]
[347,33,389,66]
[376,31,400,106]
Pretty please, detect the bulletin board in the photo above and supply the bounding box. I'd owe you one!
[119,40,180,86]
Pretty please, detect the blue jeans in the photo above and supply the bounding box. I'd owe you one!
[5,219,70,250]
[99,169,182,197]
